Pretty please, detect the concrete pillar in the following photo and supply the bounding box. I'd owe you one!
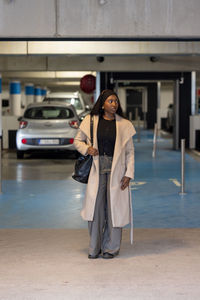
[0,74,2,136]
[191,71,196,115]
[41,87,47,101]
[25,83,34,106]
[34,86,42,103]
[10,81,21,116]
[157,81,161,129]
[95,72,100,101]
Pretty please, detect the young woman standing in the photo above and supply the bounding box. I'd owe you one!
[74,89,136,259]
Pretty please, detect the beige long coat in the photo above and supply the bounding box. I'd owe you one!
[74,114,136,228]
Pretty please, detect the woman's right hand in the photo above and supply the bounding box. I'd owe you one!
[87,146,99,156]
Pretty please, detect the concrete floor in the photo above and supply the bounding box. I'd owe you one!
[0,130,200,299]
[0,229,200,300]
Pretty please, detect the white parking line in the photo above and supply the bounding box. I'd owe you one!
[130,181,147,186]
[169,178,181,187]
[130,181,147,190]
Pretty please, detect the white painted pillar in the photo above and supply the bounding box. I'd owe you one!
[25,83,34,106]
[34,86,42,103]
[41,87,47,101]
[95,72,100,102]
[157,81,161,129]
[191,71,196,115]
[10,81,21,116]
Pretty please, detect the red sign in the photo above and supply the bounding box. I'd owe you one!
[80,74,96,94]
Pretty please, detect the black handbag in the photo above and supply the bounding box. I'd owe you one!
[72,116,93,184]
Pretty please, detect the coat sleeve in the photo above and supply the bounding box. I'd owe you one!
[74,129,90,156]
[124,138,135,179]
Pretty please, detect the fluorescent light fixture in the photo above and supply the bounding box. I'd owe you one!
[55,71,96,78]
[2,71,95,79]
[52,81,80,86]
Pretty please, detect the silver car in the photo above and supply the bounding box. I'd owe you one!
[43,91,86,116]
[16,102,79,159]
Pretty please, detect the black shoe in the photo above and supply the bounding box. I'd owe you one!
[88,251,101,259]
[102,252,114,259]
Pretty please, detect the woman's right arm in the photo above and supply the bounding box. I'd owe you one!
[74,129,99,156]
[74,115,98,156]
[74,129,90,156]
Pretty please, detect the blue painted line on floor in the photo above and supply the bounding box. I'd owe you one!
[0,130,200,228]
[0,180,86,228]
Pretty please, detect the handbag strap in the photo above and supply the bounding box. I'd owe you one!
[90,115,93,146]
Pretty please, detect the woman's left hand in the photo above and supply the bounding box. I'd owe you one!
[120,176,131,190]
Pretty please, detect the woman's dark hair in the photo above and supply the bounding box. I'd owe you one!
[90,89,124,117]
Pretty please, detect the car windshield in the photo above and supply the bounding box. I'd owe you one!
[24,106,74,119]
[44,97,83,110]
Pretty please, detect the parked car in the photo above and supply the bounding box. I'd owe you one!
[16,102,79,159]
[78,106,91,121]
[43,91,86,116]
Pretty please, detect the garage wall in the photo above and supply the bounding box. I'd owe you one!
[0,0,200,38]
[0,0,55,37]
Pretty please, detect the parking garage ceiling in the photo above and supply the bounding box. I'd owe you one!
[1,41,200,88]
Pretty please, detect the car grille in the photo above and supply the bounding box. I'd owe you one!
[24,138,72,146]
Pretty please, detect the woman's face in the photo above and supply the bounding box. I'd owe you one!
[103,94,119,115]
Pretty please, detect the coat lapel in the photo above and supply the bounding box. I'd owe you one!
[111,114,136,173]
[79,114,98,144]
[92,115,99,166]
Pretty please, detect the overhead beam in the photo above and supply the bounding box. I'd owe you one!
[1,41,200,55]
[0,42,27,54]
[2,56,200,73]
[28,41,200,55]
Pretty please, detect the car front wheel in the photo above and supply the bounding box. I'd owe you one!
[17,150,24,159]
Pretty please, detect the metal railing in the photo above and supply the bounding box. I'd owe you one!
[152,123,158,158]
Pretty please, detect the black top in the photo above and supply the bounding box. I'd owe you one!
[97,117,116,156]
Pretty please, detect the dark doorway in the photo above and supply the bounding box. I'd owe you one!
[126,89,143,120]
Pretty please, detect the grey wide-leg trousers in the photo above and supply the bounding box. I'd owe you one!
[88,172,122,256]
